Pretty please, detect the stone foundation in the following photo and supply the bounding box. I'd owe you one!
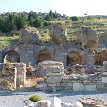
[36,61,107,92]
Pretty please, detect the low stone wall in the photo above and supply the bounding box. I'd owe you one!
[36,61,107,92]
[45,73,104,92]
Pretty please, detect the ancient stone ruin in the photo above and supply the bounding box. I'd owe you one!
[0,63,26,90]
[36,60,107,92]
[0,25,107,92]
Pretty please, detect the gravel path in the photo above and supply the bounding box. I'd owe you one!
[0,91,107,107]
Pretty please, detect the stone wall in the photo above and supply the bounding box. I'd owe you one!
[36,61,107,92]
[13,63,26,87]
[19,27,40,44]
[76,27,98,48]
[0,63,26,90]
[0,63,17,90]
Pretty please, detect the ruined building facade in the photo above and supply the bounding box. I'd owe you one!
[0,24,104,67]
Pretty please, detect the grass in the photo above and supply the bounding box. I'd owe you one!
[0,35,19,49]
[1,17,107,47]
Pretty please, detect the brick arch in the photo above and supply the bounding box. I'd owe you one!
[67,51,82,66]
[3,51,20,63]
[36,50,52,63]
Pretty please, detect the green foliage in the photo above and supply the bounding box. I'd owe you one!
[0,11,62,33]
[29,95,41,102]
[15,16,27,30]
[0,35,19,49]
[40,29,50,42]
[71,16,79,21]
[33,17,43,28]
[4,61,11,66]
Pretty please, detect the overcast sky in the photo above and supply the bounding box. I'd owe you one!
[0,0,107,16]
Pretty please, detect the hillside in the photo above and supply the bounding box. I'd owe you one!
[1,15,107,49]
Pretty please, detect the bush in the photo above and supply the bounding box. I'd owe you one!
[29,95,41,102]
[4,61,11,67]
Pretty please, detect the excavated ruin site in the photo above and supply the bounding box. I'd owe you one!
[0,24,107,107]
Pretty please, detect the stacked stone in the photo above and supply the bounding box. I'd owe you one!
[0,64,17,90]
[102,61,107,83]
[19,27,40,44]
[20,44,35,66]
[14,63,26,87]
[38,61,65,92]
[37,61,107,92]
[38,100,51,107]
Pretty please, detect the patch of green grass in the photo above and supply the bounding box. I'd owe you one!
[0,35,19,49]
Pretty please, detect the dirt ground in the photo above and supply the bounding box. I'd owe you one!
[25,77,44,87]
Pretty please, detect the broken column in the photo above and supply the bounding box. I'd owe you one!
[14,63,26,87]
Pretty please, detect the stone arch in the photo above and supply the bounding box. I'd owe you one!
[36,49,52,63]
[94,50,107,66]
[3,51,20,63]
[67,51,82,66]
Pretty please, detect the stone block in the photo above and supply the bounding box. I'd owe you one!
[102,77,107,83]
[85,84,96,91]
[38,100,51,107]
[47,84,57,87]
[103,61,107,71]
[103,72,107,75]
[66,83,73,87]
[47,72,64,76]
[46,77,62,83]
[73,83,85,91]
[97,84,107,91]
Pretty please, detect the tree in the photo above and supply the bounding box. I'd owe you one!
[33,18,43,28]
[71,16,79,21]
[0,17,13,33]
[15,16,27,30]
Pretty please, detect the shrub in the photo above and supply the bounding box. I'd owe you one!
[29,95,41,102]
[4,61,11,67]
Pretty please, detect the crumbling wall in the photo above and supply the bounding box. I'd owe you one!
[0,63,17,90]
[94,50,107,65]
[36,61,107,92]
[49,24,67,45]
[76,27,98,48]
[0,63,26,90]
[19,27,40,44]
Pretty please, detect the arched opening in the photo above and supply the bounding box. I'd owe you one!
[94,50,107,66]
[37,50,52,63]
[4,51,20,63]
[67,51,82,66]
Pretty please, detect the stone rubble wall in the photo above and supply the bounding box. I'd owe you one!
[0,63,26,90]
[37,61,107,92]
[0,63,17,90]
[13,63,26,87]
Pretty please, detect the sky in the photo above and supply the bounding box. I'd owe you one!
[0,0,107,16]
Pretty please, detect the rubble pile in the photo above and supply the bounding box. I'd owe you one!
[79,98,107,107]
[36,61,107,92]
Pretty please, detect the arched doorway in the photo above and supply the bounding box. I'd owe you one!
[4,51,20,63]
[67,51,82,66]
[94,50,107,66]
[36,50,52,63]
